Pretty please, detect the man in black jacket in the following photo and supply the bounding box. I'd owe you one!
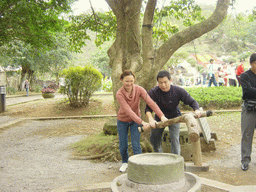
[240,53,256,171]
[145,70,201,155]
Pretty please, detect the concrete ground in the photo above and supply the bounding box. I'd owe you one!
[1,94,256,192]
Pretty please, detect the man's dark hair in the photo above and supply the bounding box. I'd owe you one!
[250,53,256,64]
[157,70,171,80]
[210,59,214,63]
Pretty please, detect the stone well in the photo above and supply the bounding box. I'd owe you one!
[111,153,201,192]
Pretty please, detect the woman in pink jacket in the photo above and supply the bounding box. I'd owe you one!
[116,70,167,172]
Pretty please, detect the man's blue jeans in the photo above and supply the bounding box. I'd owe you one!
[208,75,217,87]
[117,120,142,163]
[150,123,180,155]
[26,88,29,96]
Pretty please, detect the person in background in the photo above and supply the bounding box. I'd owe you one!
[222,63,229,86]
[236,58,245,87]
[217,67,225,86]
[116,70,167,172]
[240,53,256,171]
[202,70,207,86]
[228,61,237,87]
[145,70,201,155]
[24,79,30,96]
[208,59,218,87]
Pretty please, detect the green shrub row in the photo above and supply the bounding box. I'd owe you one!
[180,86,243,110]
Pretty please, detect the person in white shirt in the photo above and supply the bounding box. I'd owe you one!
[228,61,237,87]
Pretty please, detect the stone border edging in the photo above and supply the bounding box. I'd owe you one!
[0,109,241,131]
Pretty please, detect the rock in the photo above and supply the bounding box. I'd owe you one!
[103,118,117,135]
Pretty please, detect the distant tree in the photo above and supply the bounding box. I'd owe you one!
[166,51,190,67]
[90,43,111,78]
[0,33,72,90]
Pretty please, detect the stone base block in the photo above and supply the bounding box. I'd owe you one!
[184,162,209,172]
[103,117,117,135]
[200,138,216,152]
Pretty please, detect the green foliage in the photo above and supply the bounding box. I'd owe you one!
[231,51,238,57]
[238,51,251,61]
[6,87,17,95]
[0,0,74,49]
[152,1,205,42]
[180,86,243,110]
[0,33,72,83]
[102,77,112,92]
[33,85,42,93]
[188,58,197,67]
[60,65,103,107]
[67,11,116,51]
[89,43,111,77]
[68,0,204,51]
[166,51,190,67]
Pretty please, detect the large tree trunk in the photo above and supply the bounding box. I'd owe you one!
[106,0,230,116]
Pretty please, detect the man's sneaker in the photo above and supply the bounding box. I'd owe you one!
[119,163,128,172]
[241,164,249,171]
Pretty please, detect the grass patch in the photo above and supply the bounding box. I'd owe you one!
[71,132,121,162]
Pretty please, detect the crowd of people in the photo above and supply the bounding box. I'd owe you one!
[205,58,245,87]
[177,58,245,88]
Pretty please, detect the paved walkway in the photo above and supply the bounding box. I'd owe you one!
[6,93,66,106]
[0,94,67,129]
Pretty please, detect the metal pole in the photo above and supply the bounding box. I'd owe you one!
[0,86,6,112]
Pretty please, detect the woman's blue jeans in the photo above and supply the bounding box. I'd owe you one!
[117,120,142,163]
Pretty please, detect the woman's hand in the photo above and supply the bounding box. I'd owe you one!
[141,121,151,131]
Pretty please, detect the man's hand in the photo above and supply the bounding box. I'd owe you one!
[194,109,202,118]
[149,119,157,128]
[161,116,168,123]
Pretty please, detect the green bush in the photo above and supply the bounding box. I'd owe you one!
[60,65,103,107]
[34,85,42,93]
[102,77,112,92]
[6,87,17,95]
[180,86,243,110]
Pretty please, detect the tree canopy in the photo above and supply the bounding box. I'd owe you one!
[68,0,230,100]
[0,0,75,49]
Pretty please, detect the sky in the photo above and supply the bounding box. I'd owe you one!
[72,0,256,15]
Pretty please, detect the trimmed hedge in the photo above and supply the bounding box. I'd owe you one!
[180,86,243,110]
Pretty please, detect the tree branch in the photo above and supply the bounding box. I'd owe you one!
[155,0,230,70]
[141,0,157,72]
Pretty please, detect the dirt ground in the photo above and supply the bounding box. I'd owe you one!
[1,94,256,189]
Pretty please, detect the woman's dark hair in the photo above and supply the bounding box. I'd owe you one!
[157,70,171,80]
[250,53,256,64]
[120,70,135,80]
